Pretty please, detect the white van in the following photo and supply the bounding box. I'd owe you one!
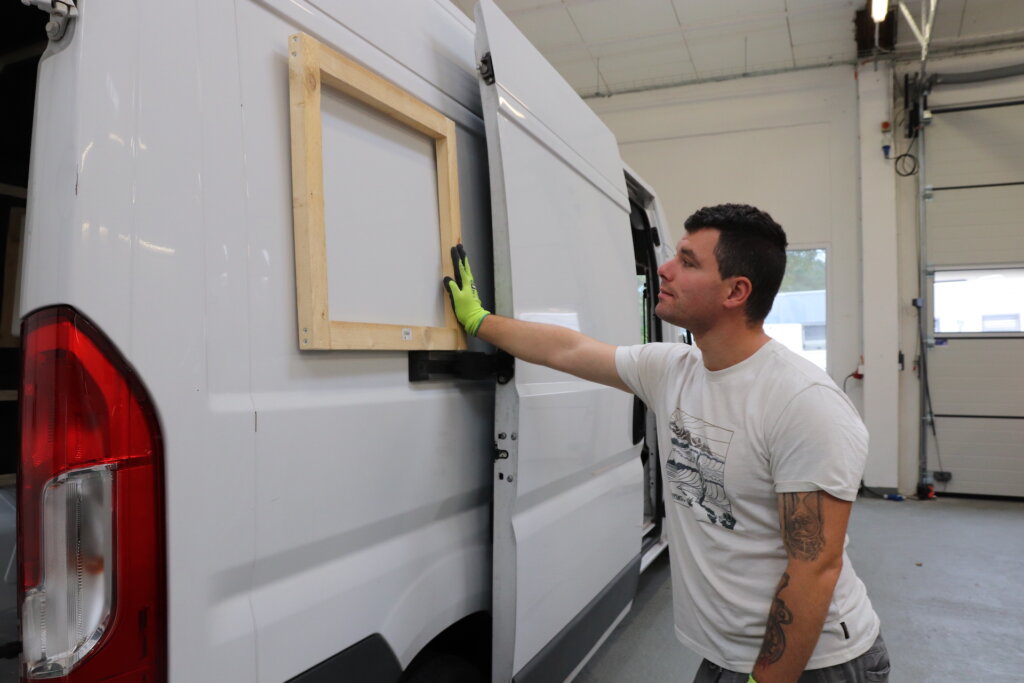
[6,1,679,681]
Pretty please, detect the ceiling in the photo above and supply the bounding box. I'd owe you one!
[450,0,1024,98]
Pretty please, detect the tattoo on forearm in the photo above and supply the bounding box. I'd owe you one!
[782,491,824,561]
[757,572,793,667]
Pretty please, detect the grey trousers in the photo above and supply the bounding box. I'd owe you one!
[693,634,890,683]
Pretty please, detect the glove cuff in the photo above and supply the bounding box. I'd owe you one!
[465,311,489,337]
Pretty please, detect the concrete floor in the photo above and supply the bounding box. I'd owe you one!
[576,496,1024,683]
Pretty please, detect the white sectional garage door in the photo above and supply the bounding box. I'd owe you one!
[924,102,1024,497]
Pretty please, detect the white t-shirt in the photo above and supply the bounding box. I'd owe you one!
[615,339,880,671]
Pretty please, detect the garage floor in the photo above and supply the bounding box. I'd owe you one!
[575,496,1024,683]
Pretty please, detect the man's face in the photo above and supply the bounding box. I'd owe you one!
[655,229,733,335]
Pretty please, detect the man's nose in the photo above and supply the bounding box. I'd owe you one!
[656,260,670,280]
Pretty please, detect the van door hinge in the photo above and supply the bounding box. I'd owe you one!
[22,0,78,41]
[408,350,513,383]
[478,52,495,85]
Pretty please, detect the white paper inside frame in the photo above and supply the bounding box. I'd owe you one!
[320,87,446,330]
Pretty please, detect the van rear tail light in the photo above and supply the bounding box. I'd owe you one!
[19,306,165,681]
[22,467,113,675]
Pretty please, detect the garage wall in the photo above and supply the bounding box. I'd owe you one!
[587,65,870,462]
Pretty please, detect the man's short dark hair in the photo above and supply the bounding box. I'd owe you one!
[683,204,788,322]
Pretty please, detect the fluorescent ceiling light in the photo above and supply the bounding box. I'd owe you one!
[871,0,889,22]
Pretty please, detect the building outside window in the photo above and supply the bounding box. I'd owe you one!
[764,249,827,370]
[933,268,1024,334]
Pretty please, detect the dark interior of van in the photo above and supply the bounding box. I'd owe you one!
[0,3,47,676]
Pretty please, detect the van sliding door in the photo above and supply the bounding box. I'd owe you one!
[474,2,643,681]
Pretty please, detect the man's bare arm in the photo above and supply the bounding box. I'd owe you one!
[475,314,629,392]
[752,491,851,683]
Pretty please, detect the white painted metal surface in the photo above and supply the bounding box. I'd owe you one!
[236,2,494,680]
[320,89,446,328]
[475,1,643,679]
[22,2,261,680]
[20,0,494,680]
[19,0,671,680]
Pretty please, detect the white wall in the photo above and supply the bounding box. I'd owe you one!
[858,64,900,489]
[588,65,868,438]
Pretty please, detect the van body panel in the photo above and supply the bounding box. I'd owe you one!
[474,1,643,678]
[18,1,675,680]
[231,1,495,680]
[21,2,263,682]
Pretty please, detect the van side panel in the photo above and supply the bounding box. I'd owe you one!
[22,1,263,681]
[236,1,495,680]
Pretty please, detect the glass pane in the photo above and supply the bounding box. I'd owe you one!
[637,274,650,343]
[934,268,1024,334]
[764,249,827,370]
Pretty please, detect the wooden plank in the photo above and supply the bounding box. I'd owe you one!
[329,321,460,351]
[288,33,331,349]
[315,40,449,140]
[435,119,468,351]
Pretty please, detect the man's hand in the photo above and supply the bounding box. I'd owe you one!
[443,244,491,336]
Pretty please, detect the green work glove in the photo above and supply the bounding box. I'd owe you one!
[443,244,491,336]
[748,676,757,683]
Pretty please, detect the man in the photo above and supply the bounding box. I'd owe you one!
[444,204,889,683]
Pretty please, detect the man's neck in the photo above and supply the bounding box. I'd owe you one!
[692,322,771,372]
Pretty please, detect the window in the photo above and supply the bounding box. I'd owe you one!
[933,268,1024,335]
[764,249,827,370]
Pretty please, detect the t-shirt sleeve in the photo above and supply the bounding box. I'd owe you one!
[615,343,677,406]
[767,384,869,502]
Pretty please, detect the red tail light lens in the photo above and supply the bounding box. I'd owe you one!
[19,306,165,681]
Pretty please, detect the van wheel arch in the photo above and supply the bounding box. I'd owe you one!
[398,612,489,683]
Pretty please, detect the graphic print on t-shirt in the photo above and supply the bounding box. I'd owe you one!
[666,409,736,529]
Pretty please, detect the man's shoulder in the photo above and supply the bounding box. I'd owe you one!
[617,342,699,380]
[760,341,863,423]
[762,340,836,389]
[623,341,698,361]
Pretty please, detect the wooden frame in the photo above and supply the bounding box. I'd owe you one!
[287,32,465,351]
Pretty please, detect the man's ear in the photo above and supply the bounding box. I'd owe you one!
[722,276,753,312]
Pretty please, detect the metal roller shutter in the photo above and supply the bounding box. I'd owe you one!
[924,101,1024,497]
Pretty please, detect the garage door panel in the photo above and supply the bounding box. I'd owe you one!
[928,106,1024,187]
[929,339,1024,416]
[924,100,1024,498]
[926,185,1024,266]
[928,417,1024,497]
